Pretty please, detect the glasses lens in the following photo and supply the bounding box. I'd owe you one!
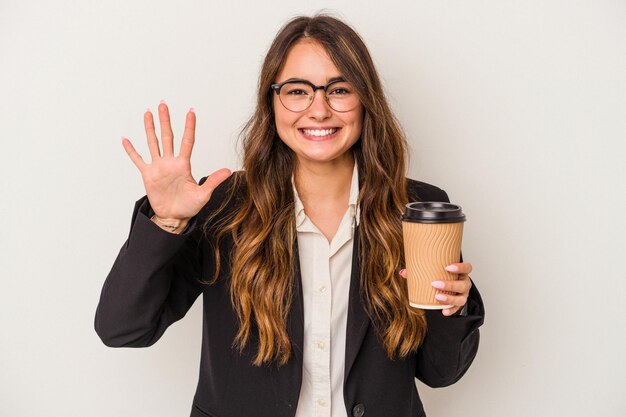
[279,82,314,112]
[325,81,359,112]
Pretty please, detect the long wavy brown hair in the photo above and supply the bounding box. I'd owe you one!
[202,14,426,366]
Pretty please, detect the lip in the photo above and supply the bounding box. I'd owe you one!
[298,127,342,141]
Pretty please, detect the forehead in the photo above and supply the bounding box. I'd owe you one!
[275,39,342,83]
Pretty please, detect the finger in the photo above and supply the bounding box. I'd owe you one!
[158,101,174,157]
[442,307,461,316]
[178,108,196,160]
[144,109,161,160]
[199,168,233,195]
[434,293,468,308]
[445,262,473,275]
[431,276,472,294]
[121,137,146,171]
[399,269,407,279]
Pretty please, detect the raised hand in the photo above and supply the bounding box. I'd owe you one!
[121,102,231,226]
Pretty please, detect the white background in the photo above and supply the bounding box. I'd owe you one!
[1,1,625,416]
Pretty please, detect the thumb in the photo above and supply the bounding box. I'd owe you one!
[199,168,233,196]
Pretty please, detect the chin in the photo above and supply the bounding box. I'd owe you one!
[295,148,353,164]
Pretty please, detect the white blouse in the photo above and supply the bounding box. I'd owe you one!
[293,161,360,417]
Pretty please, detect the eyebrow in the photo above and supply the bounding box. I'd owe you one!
[281,76,346,84]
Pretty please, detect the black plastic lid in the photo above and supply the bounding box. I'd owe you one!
[402,201,466,223]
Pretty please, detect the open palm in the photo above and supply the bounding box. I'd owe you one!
[122,102,231,222]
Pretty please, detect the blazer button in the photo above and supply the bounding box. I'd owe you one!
[352,403,365,417]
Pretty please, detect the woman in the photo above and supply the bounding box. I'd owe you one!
[95,14,484,417]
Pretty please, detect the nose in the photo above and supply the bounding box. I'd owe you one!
[307,89,332,120]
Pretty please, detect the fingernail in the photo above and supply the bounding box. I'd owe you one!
[445,265,459,272]
[189,107,195,113]
[435,294,447,301]
[431,281,445,289]
[146,107,151,113]
[160,99,166,104]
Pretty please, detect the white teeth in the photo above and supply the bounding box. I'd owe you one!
[302,128,338,137]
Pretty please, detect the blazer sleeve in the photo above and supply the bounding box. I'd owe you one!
[94,178,211,348]
[412,187,486,387]
[415,284,484,387]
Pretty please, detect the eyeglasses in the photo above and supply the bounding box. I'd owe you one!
[270,78,360,113]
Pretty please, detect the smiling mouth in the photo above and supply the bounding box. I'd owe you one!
[299,128,340,140]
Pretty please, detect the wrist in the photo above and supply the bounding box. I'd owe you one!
[150,214,190,234]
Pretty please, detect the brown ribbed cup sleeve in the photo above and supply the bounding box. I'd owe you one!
[402,221,464,309]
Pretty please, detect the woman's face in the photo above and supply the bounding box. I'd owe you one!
[273,40,363,166]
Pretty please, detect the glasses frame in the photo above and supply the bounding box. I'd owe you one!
[270,78,359,113]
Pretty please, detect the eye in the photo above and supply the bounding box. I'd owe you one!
[286,89,308,96]
[329,87,350,95]
[327,81,353,95]
[282,83,311,96]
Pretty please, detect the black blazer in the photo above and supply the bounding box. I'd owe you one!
[95,175,484,417]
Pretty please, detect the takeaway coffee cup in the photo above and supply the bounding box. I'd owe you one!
[402,202,466,309]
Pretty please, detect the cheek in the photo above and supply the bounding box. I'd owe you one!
[274,102,297,128]
[348,110,364,139]
[355,115,363,134]
[274,114,288,140]
[273,113,295,145]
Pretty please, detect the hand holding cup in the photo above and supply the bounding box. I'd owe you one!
[400,263,472,316]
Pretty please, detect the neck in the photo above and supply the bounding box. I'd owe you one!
[294,153,355,205]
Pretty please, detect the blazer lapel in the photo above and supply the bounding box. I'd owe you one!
[271,238,303,412]
[343,225,370,384]
[288,239,305,364]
